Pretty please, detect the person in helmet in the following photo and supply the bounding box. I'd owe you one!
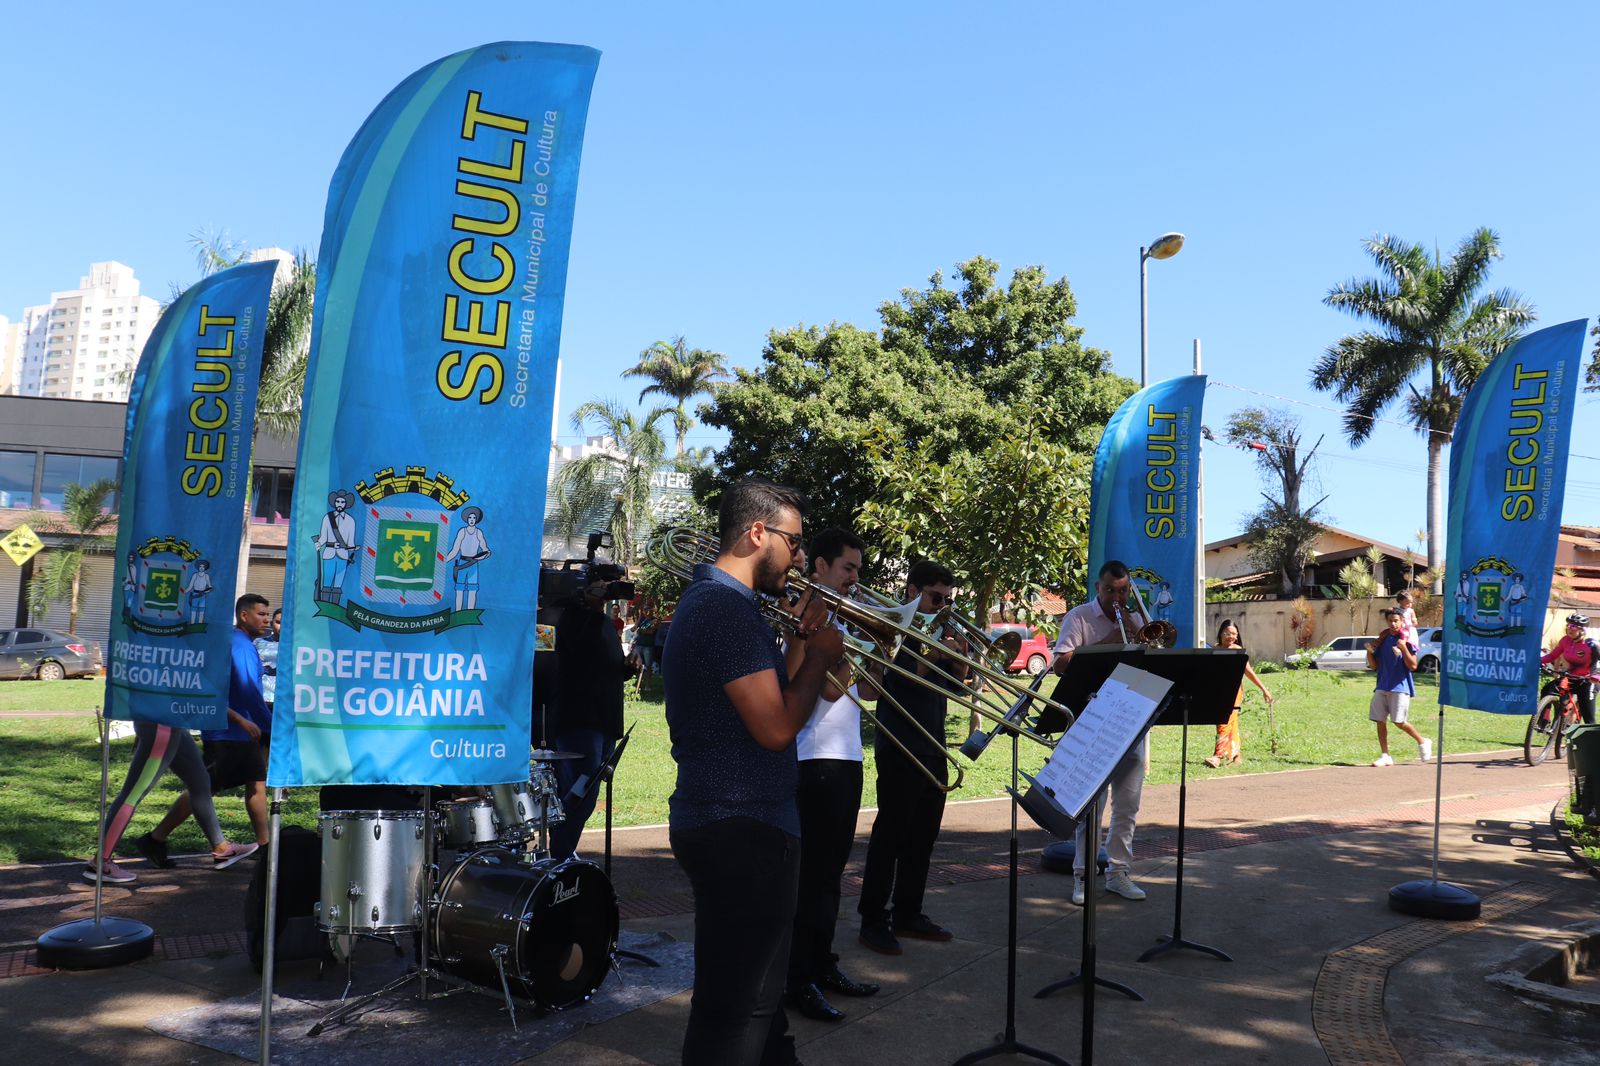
[1540,615,1598,725]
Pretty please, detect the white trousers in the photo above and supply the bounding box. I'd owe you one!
[1073,734,1146,874]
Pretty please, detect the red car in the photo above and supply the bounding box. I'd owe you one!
[985,624,1053,675]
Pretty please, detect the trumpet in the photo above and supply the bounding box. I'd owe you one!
[646,527,1071,791]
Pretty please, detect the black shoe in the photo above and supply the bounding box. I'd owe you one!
[820,965,880,997]
[788,983,845,1022]
[133,833,175,869]
[892,914,953,941]
[858,923,903,956]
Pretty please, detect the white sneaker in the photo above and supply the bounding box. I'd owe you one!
[1419,739,1433,762]
[1105,871,1147,900]
[1071,876,1086,906]
[1372,753,1395,767]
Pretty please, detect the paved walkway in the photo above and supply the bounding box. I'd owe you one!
[1,749,1594,1063]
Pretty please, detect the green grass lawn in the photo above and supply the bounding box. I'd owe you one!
[0,669,1529,864]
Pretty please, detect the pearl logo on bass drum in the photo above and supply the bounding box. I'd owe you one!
[552,877,581,906]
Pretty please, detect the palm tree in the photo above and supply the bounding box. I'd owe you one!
[28,479,119,634]
[1311,229,1534,587]
[550,400,672,563]
[622,336,728,456]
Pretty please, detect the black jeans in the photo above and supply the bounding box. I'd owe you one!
[1542,677,1597,725]
[858,745,948,926]
[788,759,863,988]
[549,727,614,860]
[671,817,801,1066]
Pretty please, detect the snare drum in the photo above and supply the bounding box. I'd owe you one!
[436,798,500,850]
[432,847,618,1009]
[316,810,426,934]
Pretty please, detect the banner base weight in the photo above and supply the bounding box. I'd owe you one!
[36,917,155,969]
[1388,879,1481,920]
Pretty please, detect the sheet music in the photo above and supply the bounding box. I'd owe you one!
[1033,664,1172,819]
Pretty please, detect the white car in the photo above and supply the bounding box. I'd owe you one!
[1284,635,1379,670]
[1415,627,1442,673]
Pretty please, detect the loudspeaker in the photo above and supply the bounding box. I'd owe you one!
[245,826,330,972]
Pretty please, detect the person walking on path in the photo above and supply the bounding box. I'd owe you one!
[82,721,258,884]
[1367,608,1430,766]
[144,595,276,851]
[1204,619,1272,768]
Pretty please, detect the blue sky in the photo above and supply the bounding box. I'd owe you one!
[3,2,1597,552]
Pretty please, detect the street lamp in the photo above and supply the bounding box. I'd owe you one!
[1139,231,1185,387]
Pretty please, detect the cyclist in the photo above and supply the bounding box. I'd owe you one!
[1539,614,1598,726]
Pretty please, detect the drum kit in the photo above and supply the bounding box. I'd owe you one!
[308,749,620,1034]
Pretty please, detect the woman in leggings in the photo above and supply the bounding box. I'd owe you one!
[84,721,256,883]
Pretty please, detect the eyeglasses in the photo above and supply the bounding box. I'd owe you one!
[922,589,955,606]
[751,524,804,554]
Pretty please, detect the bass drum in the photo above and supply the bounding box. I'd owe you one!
[432,848,618,1009]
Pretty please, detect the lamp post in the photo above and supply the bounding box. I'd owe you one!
[1139,232,1186,387]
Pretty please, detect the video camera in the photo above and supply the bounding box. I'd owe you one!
[538,532,635,606]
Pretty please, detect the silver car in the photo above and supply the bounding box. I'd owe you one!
[1284,635,1379,670]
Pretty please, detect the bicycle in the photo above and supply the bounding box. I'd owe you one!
[1524,669,1588,766]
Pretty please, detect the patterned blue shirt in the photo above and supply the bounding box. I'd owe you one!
[663,562,797,835]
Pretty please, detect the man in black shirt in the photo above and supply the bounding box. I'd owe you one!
[857,560,966,956]
[548,564,634,860]
[665,477,845,1066]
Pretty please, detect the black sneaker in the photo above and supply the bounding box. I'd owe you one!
[892,914,953,941]
[133,833,175,869]
[858,923,903,956]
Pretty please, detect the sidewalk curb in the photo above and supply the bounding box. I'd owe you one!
[1548,798,1600,881]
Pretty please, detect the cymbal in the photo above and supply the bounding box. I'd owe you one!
[529,748,584,761]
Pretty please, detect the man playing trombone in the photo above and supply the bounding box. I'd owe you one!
[1050,559,1151,906]
[857,560,967,955]
[663,478,847,1066]
[782,528,881,1022]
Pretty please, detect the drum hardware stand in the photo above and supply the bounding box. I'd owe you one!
[576,726,657,969]
[491,944,520,1029]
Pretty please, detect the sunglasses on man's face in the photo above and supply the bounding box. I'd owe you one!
[922,589,955,607]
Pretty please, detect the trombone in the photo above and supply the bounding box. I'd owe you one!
[646,528,1072,786]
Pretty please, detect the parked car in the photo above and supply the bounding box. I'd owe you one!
[0,628,103,680]
[1284,635,1378,670]
[985,624,1054,675]
[1415,627,1442,673]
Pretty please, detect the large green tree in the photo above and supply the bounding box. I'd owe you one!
[623,336,728,456]
[550,400,672,564]
[28,479,119,635]
[1310,229,1534,586]
[696,257,1132,578]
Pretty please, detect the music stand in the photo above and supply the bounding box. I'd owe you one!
[567,724,657,969]
[951,676,1071,1066]
[1033,663,1174,1066]
[1036,646,1141,873]
[1134,649,1246,965]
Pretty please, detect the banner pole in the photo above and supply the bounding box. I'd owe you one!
[1430,706,1445,884]
[259,786,286,1066]
[93,708,109,925]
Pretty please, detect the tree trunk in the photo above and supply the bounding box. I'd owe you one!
[1426,432,1444,594]
[69,566,80,635]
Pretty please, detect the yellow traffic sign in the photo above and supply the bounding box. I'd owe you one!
[1,523,43,566]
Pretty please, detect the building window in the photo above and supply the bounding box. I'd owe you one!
[38,453,118,512]
[0,450,34,508]
[251,467,294,524]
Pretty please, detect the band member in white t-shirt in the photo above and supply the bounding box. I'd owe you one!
[782,528,880,1022]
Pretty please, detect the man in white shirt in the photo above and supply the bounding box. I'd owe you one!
[783,528,880,1021]
[1050,559,1149,906]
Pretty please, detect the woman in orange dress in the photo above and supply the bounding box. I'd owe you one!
[1205,619,1273,767]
